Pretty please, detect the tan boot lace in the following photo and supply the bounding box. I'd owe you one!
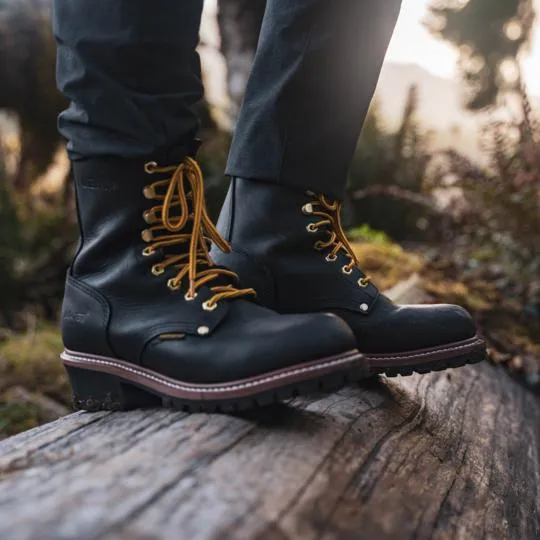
[302,193,371,288]
[141,157,256,310]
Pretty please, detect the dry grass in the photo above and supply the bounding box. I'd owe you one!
[422,260,540,391]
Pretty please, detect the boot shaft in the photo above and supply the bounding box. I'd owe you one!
[71,156,154,280]
[214,177,380,313]
[217,177,316,256]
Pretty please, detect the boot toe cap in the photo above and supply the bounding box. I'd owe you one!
[396,303,477,351]
[431,304,477,343]
[351,303,477,354]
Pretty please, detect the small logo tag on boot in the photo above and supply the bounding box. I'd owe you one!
[79,178,118,192]
[63,309,89,323]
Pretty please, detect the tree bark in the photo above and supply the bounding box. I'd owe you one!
[217,0,266,122]
[0,281,538,540]
[0,0,66,192]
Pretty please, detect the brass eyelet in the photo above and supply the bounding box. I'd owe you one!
[167,279,180,291]
[142,247,155,257]
[358,277,369,288]
[143,185,156,199]
[184,292,198,301]
[313,241,325,251]
[302,203,314,215]
[306,223,318,233]
[152,265,164,276]
[143,211,156,224]
[342,265,353,275]
[144,161,158,174]
[325,254,337,263]
[141,229,153,242]
[202,300,217,312]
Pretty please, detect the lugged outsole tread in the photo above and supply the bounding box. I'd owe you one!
[69,344,486,412]
[371,350,485,378]
[71,365,367,414]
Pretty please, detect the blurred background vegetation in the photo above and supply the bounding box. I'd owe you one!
[0,0,539,437]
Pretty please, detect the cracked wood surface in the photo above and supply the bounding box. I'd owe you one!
[0,281,538,540]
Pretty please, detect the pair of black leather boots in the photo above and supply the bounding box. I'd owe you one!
[61,153,485,413]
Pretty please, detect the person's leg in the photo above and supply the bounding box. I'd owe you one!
[54,0,365,413]
[214,0,486,374]
[54,0,203,160]
[226,0,401,200]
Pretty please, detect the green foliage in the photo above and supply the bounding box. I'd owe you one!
[0,326,67,399]
[0,325,69,438]
[0,145,21,325]
[426,0,535,109]
[15,205,76,320]
[0,401,41,437]
[431,87,540,315]
[346,86,436,241]
[351,241,423,292]
[0,143,76,327]
[348,224,392,246]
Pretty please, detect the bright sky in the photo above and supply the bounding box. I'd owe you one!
[203,0,540,98]
[386,0,458,79]
[387,0,540,95]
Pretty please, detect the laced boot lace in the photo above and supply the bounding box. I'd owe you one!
[141,157,256,310]
[302,193,371,288]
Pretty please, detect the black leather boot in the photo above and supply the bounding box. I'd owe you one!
[212,178,486,376]
[61,154,367,413]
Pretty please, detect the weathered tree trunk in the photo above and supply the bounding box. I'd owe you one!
[0,0,66,192]
[217,0,266,122]
[0,281,538,540]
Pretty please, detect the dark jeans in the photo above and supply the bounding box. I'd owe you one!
[53,0,402,199]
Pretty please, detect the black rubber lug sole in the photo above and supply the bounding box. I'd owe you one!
[65,363,368,414]
[369,348,486,378]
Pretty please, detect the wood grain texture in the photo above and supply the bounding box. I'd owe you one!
[0,284,538,540]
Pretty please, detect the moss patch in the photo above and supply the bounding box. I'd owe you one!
[352,242,424,291]
[0,326,68,400]
[0,401,41,437]
[0,326,70,438]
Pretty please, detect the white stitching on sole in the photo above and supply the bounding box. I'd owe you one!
[366,339,483,362]
[61,350,360,394]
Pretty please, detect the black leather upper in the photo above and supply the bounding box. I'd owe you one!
[61,156,357,383]
[212,178,477,354]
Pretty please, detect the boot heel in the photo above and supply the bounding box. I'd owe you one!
[64,365,161,411]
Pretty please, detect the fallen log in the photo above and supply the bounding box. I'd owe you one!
[0,281,538,540]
